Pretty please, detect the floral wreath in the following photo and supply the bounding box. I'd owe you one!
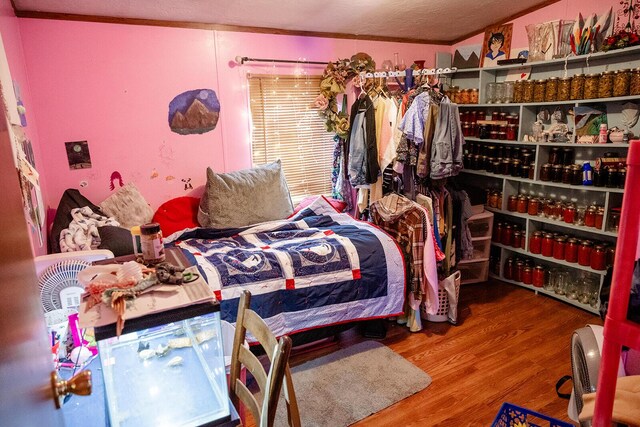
[313,53,375,139]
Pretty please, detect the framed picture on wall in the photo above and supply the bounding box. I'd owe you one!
[480,23,514,67]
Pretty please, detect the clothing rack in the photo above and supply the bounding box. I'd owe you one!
[235,56,334,65]
[358,67,458,79]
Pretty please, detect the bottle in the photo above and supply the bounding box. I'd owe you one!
[599,123,608,144]
[140,223,166,265]
[130,226,142,257]
[582,162,593,186]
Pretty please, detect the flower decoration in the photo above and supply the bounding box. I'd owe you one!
[601,29,640,50]
[602,0,640,51]
[315,53,375,139]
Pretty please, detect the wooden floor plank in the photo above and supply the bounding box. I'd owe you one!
[244,279,600,426]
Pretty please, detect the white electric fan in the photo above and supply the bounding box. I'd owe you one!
[38,259,92,312]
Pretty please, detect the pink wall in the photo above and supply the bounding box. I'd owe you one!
[0,0,46,255]
[18,19,444,212]
[453,0,621,49]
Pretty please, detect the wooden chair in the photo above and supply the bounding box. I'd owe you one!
[229,291,301,427]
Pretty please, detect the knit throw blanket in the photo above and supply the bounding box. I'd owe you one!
[59,206,120,252]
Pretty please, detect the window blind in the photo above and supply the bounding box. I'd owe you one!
[248,74,335,201]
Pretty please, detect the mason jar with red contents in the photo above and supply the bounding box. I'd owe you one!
[595,207,605,229]
[502,225,513,246]
[512,231,522,248]
[529,231,543,254]
[533,265,546,288]
[517,195,528,213]
[591,244,607,270]
[515,260,525,282]
[528,198,540,216]
[585,206,597,227]
[564,205,576,224]
[493,222,503,243]
[503,258,514,280]
[507,195,518,212]
[565,238,579,263]
[522,266,533,285]
[579,240,593,266]
[552,202,563,220]
[606,246,616,268]
[553,236,567,260]
[542,233,554,257]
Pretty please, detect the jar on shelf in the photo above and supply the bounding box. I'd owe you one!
[513,81,523,103]
[528,198,540,216]
[549,147,561,165]
[520,164,531,179]
[606,167,619,188]
[571,74,585,100]
[631,67,640,96]
[515,260,525,282]
[608,211,620,232]
[502,224,513,246]
[506,124,518,140]
[566,238,580,263]
[562,148,575,165]
[522,266,534,285]
[598,71,615,99]
[503,81,515,103]
[516,195,528,213]
[470,88,479,104]
[448,86,460,103]
[513,230,522,248]
[523,80,535,102]
[545,77,559,102]
[542,233,555,257]
[540,163,552,181]
[534,79,546,102]
[507,195,518,212]
[571,164,583,186]
[504,258,514,280]
[489,191,500,208]
[533,265,546,288]
[614,69,631,97]
[530,231,543,254]
[493,222,503,242]
[500,159,511,175]
[584,73,600,99]
[551,164,564,182]
[552,202,563,219]
[562,165,573,184]
[499,131,507,140]
[553,236,567,260]
[584,206,597,227]
[478,124,491,139]
[558,77,572,101]
[579,240,594,266]
[458,89,471,105]
[485,82,497,103]
[591,244,607,270]
[564,204,576,224]
[595,206,605,229]
[606,246,616,268]
[618,167,627,188]
[576,205,587,226]
[490,130,499,139]
[495,83,505,103]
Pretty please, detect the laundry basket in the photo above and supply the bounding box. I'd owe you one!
[491,402,573,427]
[421,270,461,323]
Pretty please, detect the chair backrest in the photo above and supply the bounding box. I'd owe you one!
[229,290,301,427]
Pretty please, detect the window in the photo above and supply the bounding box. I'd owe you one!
[248,74,335,201]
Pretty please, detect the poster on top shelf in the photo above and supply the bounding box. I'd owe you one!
[481,23,513,67]
[452,45,481,69]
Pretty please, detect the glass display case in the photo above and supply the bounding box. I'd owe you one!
[94,301,232,427]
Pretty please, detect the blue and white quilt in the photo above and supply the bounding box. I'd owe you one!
[168,197,405,338]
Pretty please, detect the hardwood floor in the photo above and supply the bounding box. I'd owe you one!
[278,279,601,426]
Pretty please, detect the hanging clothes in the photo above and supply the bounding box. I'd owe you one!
[430,102,465,179]
[417,103,439,178]
[347,95,378,187]
[370,97,400,204]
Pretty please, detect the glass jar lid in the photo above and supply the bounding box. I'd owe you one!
[580,240,594,246]
[536,79,547,83]
[574,73,585,77]
[547,77,559,80]
[601,70,615,75]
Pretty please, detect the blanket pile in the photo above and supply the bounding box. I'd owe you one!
[60,206,119,252]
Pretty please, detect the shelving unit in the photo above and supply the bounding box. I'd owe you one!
[449,47,639,313]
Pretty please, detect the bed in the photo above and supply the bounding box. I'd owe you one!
[165,196,406,338]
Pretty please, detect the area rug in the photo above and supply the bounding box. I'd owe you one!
[274,340,432,426]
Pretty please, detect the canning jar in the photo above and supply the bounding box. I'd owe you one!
[530,231,543,254]
[562,165,573,184]
[552,202,563,219]
[470,88,479,104]
[486,82,497,103]
[513,81,523,103]
[533,265,546,288]
[503,81,515,103]
[571,74,585,100]
[584,73,600,99]
[502,224,513,246]
[562,148,575,165]
[542,233,555,257]
[506,124,518,140]
[507,195,518,212]
[614,69,631,97]
[517,195,528,213]
[528,198,540,216]
[564,204,576,224]
[631,67,640,95]
[591,244,607,270]
[504,258,514,280]
[540,163,552,181]
[511,159,521,177]
[549,147,561,165]
[570,164,581,186]
[558,77,572,101]
[140,222,166,265]
[520,164,531,179]
[534,79,546,102]
[493,222,503,242]
[459,89,471,105]
[512,230,522,248]
[523,80,535,102]
[515,260,525,282]
[606,246,616,268]
[553,236,567,260]
[595,206,605,229]
[618,167,627,188]
[608,211,620,232]
[489,191,500,208]
[579,240,593,266]
[551,164,563,182]
[545,77,559,102]
[606,167,619,188]
[598,71,615,98]
[585,206,597,227]
[522,266,533,285]
[565,238,580,263]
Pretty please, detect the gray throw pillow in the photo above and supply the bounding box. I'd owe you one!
[99,183,154,229]
[198,160,293,229]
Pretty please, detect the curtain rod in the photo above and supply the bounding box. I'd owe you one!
[235,55,335,65]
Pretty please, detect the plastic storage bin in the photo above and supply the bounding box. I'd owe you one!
[468,211,494,239]
[491,402,573,427]
[471,236,491,260]
[458,259,489,284]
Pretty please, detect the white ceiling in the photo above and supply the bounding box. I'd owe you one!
[13,0,553,43]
